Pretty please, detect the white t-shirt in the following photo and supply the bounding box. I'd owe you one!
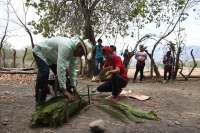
[136,51,147,60]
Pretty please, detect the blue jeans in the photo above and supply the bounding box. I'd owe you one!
[97,74,127,96]
[95,57,103,76]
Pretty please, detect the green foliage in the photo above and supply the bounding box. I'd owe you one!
[101,100,160,123]
[187,61,200,68]
[30,96,88,128]
[98,66,112,79]
[26,0,188,39]
[2,43,14,60]
[156,63,164,68]
[95,104,129,123]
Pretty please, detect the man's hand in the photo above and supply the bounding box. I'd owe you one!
[72,86,80,99]
[62,89,74,101]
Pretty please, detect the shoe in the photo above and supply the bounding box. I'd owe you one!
[139,80,142,83]
[167,80,171,83]
[132,80,136,83]
[118,88,122,96]
[105,95,118,100]
[163,80,167,84]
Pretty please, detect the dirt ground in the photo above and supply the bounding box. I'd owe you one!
[1,68,200,133]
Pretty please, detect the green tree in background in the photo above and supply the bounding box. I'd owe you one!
[26,0,190,77]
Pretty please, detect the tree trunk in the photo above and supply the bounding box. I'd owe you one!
[150,60,153,77]
[179,49,197,81]
[0,50,1,68]
[172,47,181,80]
[123,49,135,70]
[22,48,27,68]
[30,60,35,67]
[2,49,6,68]
[0,71,37,74]
[13,49,16,68]
[83,15,95,78]
[145,50,161,79]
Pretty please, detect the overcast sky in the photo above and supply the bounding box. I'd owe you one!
[1,2,200,50]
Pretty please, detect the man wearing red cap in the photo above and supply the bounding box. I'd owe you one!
[97,46,129,100]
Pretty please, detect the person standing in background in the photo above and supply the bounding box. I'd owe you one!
[163,51,173,84]
[110,45,117,55]
[93,39,104,81]
[132,45,147,83]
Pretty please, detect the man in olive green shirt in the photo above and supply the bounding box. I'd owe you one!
[33,37,93,102]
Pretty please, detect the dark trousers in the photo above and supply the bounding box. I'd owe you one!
[33,52,72,102]
[164,66,172,80]
[97,74,127,96]
[95,58,103,76]
[133,64,145,81]
[33,52,50,102]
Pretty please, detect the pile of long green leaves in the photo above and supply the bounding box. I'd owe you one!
[96,100,160,123]
[30,96,88,128]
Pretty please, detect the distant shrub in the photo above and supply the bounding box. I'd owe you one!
[187,61,200,68]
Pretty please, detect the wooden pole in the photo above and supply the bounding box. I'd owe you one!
[66,100,69,123]
[87,85,90,105]
[78,96,82,113]
[38,89,41,102]
[54,75,58,96]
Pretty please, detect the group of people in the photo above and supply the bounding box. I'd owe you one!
[132,45,173,83]
[33,37,173,103]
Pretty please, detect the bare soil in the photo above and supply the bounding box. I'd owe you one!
[1,68,200,133]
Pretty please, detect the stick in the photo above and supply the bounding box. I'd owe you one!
[87,85,90,105]
[66,100,69,123]
[78,96,82,113]
[54,75,58,96]
[38,89,41,102]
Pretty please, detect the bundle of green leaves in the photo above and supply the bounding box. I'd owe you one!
[30,96,88,128]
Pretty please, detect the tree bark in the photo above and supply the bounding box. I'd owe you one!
[145,50,161,79]
[179,49,198,81]
[30,60,35,67]
[0,71,37,74]
[1,67,35,71]
[22,48,27,68]
[13,49,16,68]
[2,49,6,68]
[172,47,181,80]
[83,12,95,77]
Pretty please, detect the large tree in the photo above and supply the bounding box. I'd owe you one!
[26,0,191,77]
